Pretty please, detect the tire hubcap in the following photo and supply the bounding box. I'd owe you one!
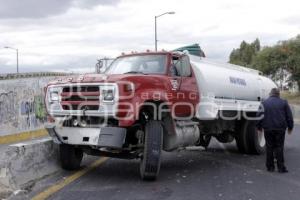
[257,130,265,147]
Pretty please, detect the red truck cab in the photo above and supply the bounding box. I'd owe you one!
[110,52,200,126]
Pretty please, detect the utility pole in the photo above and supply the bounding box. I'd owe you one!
[154,11,175,51]
[4,46,19,73]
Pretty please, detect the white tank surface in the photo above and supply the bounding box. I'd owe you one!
[187,53,277,120]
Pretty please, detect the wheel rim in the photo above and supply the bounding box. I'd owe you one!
[257,130,265,147]
[203,135,210,142]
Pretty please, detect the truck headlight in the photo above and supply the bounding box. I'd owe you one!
[102,89,114,102]
[50,91,59,101]
[48,87,61,102]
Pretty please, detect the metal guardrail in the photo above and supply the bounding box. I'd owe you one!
[0,72,75,80]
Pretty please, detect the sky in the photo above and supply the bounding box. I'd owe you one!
[0,0,299,74]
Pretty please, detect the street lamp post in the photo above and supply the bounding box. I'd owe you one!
[154,11,175,51]
[4,46,19,73]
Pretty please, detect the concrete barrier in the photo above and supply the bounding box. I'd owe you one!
[0,75,64,198]
[0,137,59,198]
[0,76,60,137]
[0,72,72,80]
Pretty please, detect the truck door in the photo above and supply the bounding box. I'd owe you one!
[169,55,199,118]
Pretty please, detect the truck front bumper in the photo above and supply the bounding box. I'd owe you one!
[45,124,126,149]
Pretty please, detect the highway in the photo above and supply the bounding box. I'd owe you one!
[13,124,300,200]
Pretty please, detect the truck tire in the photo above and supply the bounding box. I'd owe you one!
[197,135,211,148]
[216,133,234,143]
[140,120,163,181]
[236,120,265,155]
[236,120,246,153]
[60,144,83,170]
[246,120,265,154]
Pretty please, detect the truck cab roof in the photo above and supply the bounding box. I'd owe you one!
[116,51,184,59]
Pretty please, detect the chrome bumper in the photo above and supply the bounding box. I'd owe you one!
[45,124,126,149]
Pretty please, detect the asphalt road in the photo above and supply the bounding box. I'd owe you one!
[13,124,300,200]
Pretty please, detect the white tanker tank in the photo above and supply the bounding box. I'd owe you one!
[186,53,277,120]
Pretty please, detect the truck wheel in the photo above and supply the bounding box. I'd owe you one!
[246,120,265,154]
[236,120,265,155]
[236,120,247,153]
[140,120,163,181]
[197,135,211,148]
[60,144,83,170]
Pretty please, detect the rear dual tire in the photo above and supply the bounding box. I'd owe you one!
[236,120,265,155]
[197,134,212,148]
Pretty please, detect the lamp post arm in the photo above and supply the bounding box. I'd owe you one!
[156,12,169,18]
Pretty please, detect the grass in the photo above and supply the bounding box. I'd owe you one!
[281,91,300,105]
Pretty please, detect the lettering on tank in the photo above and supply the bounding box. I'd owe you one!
[229,76,246,86]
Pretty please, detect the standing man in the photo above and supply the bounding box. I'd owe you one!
[256,88,294,173]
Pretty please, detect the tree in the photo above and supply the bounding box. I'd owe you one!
[251,45,289,88]
[285,35,300,89]
[229,38,261,67]
[252,38,261,52]
[229,35,300,91]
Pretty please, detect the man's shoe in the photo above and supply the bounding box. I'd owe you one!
[267,167,275,172]
[278,168,288,173]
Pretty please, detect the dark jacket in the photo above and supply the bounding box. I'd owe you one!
[256,96,294,131]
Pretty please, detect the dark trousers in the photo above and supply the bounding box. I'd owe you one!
[264,130,286,170]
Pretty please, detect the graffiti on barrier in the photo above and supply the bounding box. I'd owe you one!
[0,76,58,136]
[34,96,47,120]
[0,91,18,127]
[20,95,47,128]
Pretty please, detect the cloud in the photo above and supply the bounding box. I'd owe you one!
[0,0,300,74]
[0,54,100,74]
[72,0,120,9]
[280,15,300,26]
[0,0,120,19]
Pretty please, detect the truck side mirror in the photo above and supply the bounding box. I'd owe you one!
[96,60,104,73]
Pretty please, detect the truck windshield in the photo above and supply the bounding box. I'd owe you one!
[105,55,167,75]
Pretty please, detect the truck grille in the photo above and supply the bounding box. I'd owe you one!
[60,86,100,110]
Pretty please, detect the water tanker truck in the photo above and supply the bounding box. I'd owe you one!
[45,48,276,180]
